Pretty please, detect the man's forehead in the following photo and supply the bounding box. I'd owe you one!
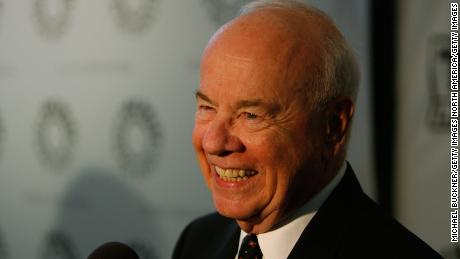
[221,54,254,63]
[200,52,278,92]
[201,33,301,83]
[204,53,257,72]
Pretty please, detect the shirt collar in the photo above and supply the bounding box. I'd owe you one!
[236,162,347,259]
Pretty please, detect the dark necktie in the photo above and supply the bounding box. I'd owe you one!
[238,234,263,259]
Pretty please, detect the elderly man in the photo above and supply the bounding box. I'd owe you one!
[173,1,441,258]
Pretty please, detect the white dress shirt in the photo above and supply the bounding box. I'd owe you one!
[235,163,346,259]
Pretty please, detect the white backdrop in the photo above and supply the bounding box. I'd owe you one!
[0,1,373,258]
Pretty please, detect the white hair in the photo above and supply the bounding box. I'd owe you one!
[239,0,360,109]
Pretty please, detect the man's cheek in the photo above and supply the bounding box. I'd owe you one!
[196,153,209,172]
[192,127,208,154]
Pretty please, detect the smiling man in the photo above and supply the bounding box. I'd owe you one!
[173,1,441,258]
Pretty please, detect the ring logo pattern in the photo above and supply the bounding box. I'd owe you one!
[110,0,157,34]
[32,0,75,39]
[113,99,162,177]
[36,99,77,171]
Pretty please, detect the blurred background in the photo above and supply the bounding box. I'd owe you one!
[0,0,453,258]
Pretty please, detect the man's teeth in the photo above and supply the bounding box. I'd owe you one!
[215,166,256,181]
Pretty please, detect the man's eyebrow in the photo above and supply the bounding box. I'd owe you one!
[236,99,280,115]
[195,91,215,105]
[235,99,263,109]
[195,90,280,114]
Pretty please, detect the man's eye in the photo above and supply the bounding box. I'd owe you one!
[198,105,214,111]
[243,112,259,120]
[196,105,216,120]
[239,111,269,130]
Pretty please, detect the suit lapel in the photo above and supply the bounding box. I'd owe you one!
[212,219,240,259]
[288,164,364,259]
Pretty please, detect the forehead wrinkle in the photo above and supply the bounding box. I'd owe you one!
[223,53,254,63]
[235,99,262,109]
[211,54,255,80]
[220,54,255,75]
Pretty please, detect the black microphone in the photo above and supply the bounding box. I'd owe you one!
[87,242,139,259]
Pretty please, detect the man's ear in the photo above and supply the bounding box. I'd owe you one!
[324,96,355,156]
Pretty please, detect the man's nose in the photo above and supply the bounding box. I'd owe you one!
[202,119,245,156]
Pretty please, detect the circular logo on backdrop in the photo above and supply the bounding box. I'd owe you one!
[36,99,77,171]
[201,0,251,25]
[110,0,157,34]
[32,0,75,39]
[113,99,162,178]
[40,231,77,259]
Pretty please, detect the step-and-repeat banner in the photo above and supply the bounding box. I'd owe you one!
[0,1,373,258]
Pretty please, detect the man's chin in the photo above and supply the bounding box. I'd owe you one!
[214,200,256,220]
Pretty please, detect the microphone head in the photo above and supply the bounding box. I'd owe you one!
[87,242,139,259]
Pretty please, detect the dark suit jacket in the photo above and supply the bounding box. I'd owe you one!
[173,165,442,258]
